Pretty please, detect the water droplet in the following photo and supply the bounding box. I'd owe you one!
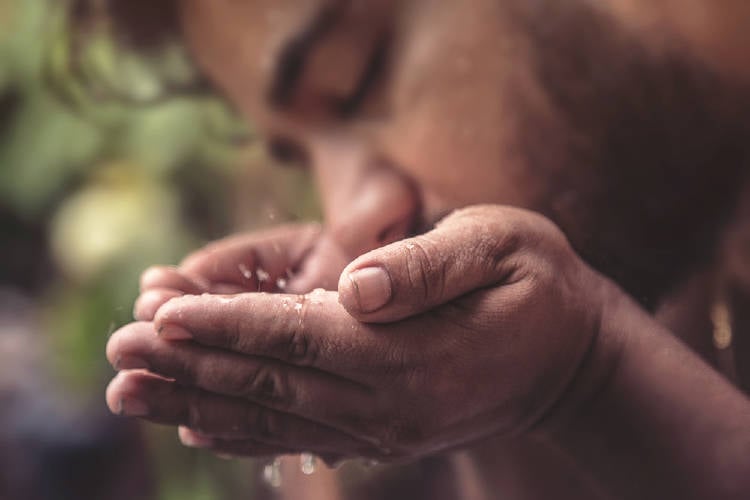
[406,243,415,250]
[256,268,270,282]
[276,277,288,290]
[262,457,283,488]
[300,453,317,475]
[238,263,253,280]
[294,302,303,312]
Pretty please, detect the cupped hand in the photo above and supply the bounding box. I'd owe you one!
[132,222,355,321]
[107,205,611,462]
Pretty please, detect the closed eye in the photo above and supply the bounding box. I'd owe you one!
[335,35,391,119]
[266,136,310,168]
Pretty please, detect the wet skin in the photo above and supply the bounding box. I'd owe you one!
[106,1,750,498]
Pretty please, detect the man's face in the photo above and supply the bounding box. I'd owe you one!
[180,0,750,303]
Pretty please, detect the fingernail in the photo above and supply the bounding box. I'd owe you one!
[180,430,213,448]
[158,324,192,340]
[114,355,149,371]
[118,397,149,417]
[348,267,392,313]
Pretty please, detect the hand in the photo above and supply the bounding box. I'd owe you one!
[106,205,611,462]
[132,222,354,321]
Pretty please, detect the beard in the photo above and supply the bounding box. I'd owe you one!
[509,1,750,308]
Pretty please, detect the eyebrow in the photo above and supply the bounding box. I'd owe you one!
[267,2,343,108]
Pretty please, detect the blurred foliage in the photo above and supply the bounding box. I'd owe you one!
[0,0,318,498]
[0,0,246,388]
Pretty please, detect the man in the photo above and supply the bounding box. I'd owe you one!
[104,1,750,498]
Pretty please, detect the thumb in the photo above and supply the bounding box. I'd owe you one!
[337,205,527,323]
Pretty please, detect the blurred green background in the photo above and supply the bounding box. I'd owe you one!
[0,0,318,498]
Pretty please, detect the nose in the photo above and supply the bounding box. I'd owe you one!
[310,138,419,259]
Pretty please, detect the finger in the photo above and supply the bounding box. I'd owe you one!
[179,429,348,466]
[179,224,321,293]
[152,291,394,378]
[134,288,185,321]
[140,266,207,295]
[284,233,352,294]
[106,370,374,456]
[107,321,375,436]
[337,205,537,322]
[177,426,303,457]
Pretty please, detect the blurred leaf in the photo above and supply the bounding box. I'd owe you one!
[0,0,49,88]
[0,88,103,216]
[1,2,314,498]
[50,163,191,282]
[115,99,211,176]
[42,279,134,391]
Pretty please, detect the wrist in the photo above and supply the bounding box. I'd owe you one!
[532,275,750,499]
[531,274,634,439]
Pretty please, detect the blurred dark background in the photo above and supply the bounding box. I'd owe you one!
[0,1,319,498]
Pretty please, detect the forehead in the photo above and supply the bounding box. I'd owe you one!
[181,0,333,117]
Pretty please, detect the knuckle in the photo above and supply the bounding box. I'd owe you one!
[225,310,246,351]
[235,363,288,406]
[283,299,319,366]
[381,340,417,384]
[403,237,446,306]
[286,328,310,362]
[180,351,203,387]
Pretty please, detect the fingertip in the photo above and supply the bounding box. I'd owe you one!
[106,321,157,368]
[105,324,136,368]
[152,294,188,324]
[178,426,214,448]
[153,295,196,340]
[105,332,120,368]
[105,371,131,414]
[134,288,183,321]
[140,266,206,295]
[139,266,170,291]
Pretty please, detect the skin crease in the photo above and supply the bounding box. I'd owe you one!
[104,1,750,499]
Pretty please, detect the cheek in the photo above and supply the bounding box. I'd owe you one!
[381,93,547,210]
[377,0,553,210]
